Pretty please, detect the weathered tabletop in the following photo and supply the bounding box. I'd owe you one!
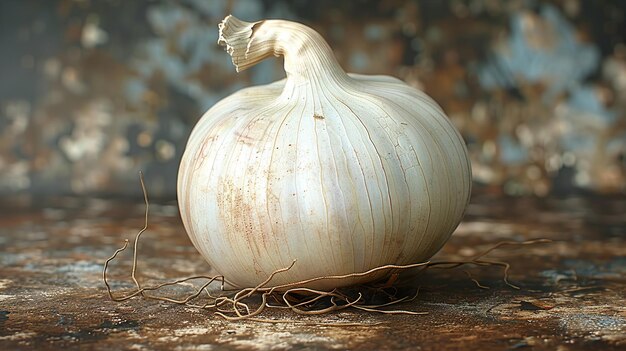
[0,193,624,350]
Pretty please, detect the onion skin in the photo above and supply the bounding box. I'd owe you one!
[177,16,472,290]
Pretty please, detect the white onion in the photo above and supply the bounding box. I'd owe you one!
[177,15,472,290]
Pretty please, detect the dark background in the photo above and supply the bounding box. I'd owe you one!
[1,0,625,198]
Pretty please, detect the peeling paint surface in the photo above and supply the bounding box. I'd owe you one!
[0,194,624,350]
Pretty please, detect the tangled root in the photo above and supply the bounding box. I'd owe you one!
[103,172,550,323]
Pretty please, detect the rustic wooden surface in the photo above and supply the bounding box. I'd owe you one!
[0,193,624,350]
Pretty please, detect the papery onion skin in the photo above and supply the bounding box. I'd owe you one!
[177,16,472,290]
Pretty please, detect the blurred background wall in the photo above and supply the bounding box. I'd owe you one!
[0,0,625,198]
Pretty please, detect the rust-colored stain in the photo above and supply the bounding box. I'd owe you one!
[0,194,624,350]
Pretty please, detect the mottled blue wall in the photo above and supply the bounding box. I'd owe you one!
[1,0,624,198]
